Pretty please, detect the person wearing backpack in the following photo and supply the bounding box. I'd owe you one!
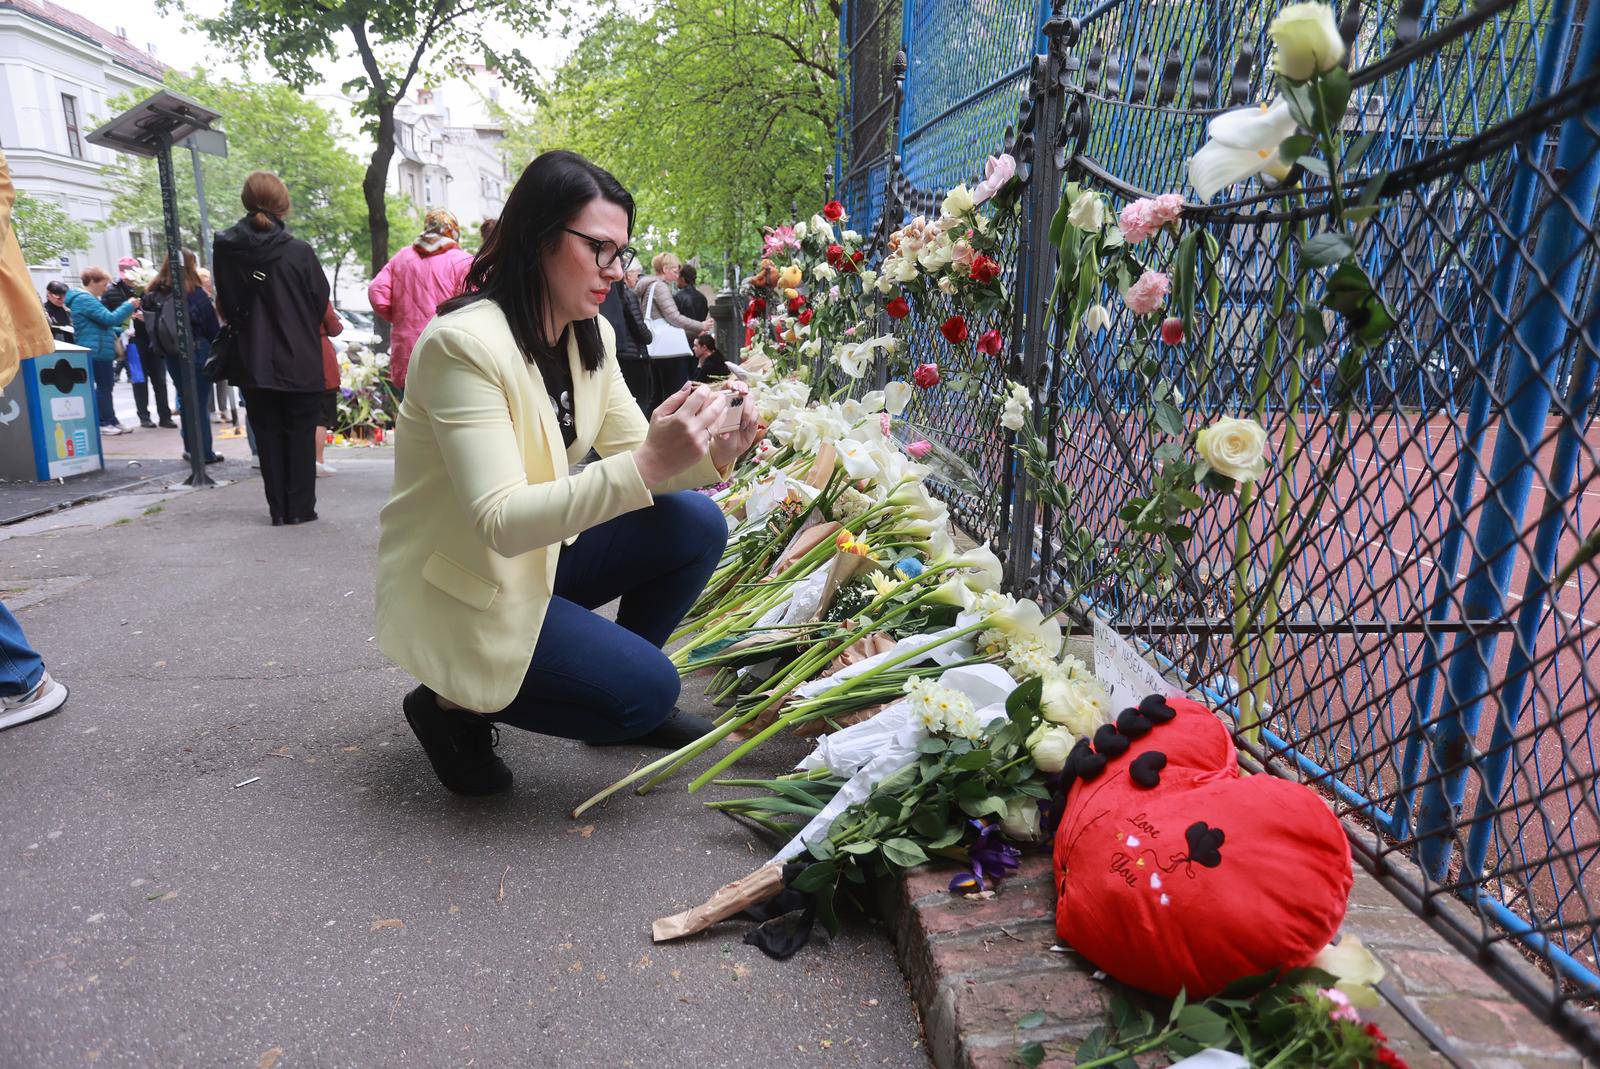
[106,256,174,429]
[141,248,222,464]
[212,171,330,526]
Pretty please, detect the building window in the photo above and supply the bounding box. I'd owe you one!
[424,175,434,204]
[62,94,83,158]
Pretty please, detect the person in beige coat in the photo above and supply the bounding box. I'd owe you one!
[0,150,71,729]
[377,150,761,796]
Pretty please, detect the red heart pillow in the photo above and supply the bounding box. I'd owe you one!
[1052,696,1351,998]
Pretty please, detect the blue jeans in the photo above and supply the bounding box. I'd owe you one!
[490,491,728,740]
[0,601,44,699]
[90,357,116,426]
[168,353,214,458]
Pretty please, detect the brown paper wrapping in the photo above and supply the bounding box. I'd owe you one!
[652,863,787,943]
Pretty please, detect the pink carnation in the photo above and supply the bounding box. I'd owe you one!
[1123,270,1171,315]
[1319,988,1361,1024]
[1118,193,1185,244]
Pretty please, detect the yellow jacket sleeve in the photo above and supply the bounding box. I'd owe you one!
[0,151,55,389]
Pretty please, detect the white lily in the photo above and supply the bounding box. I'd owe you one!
[985,596,1063,654]
[884,380,913,416]
[836,438,883,481]
[954,544,1004,591]
[1187,99,1298,201]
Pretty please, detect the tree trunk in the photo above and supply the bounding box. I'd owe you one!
[364,101,396,277]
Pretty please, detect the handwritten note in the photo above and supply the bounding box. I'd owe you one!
[1092,616,1178,712]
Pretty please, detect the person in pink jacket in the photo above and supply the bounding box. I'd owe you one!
[368,208,474,391]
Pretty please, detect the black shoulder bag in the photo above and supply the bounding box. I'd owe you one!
[203,268,267,383]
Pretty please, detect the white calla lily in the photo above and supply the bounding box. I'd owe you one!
[1187,99,1298,201]
[836,438,883,481]
[955,544,1004,591]
[1312,936,1385,1008]
[884,380,913,416]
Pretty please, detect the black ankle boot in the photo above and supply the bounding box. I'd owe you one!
[403,686,513,795]
[589,708,717,749]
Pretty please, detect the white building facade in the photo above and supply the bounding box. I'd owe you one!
[0,0,163,292]
[388,73,509,234]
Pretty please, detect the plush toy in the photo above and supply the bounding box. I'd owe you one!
[1052,695,1352,998]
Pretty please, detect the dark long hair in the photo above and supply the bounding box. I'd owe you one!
[439,150,634,374]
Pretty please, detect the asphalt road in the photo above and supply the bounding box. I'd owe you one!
[0,451,928,1068]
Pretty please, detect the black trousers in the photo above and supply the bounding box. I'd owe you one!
[134,351,172,422]
[242,388,321,522]
[619,359,653,413]
[649,356,694,415]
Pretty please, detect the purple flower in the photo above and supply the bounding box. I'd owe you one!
[968,819,1021,882]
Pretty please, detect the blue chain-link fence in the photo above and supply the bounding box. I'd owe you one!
[838,0,1600,1051]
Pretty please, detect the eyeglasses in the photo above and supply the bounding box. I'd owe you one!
[563,227,638,272]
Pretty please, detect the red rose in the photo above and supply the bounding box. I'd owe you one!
[798,308,813,325]
[822,200,845,221]
[970,255,1001,283]
[787,296,806,314]
[826,243,845,268]
[939,315,969,344]
[885,296,910,319]
[977,328,1003,356]
[743,297,766,324]
[851,249,864,263]
[1160,316,1185,345]
[912,362,941,389]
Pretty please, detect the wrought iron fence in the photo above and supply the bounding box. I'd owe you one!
[836,0,1600,1051]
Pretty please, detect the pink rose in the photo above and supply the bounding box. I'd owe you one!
[1123,270,1171,315]
[880,413,892,436]
[950,240,977,268]
[972,153,1017,205]
[1118,193,1184,244]
[907,439,933,459]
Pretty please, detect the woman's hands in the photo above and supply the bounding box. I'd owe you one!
[709,380,763,471]
[633,383,730,487]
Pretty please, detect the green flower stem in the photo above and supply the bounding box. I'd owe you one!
[1072,1033,1173,1068]
[1310,75,1347,225]
[686,616,992,792]
[570,711,760,818]
[1260,1036,1310,1069]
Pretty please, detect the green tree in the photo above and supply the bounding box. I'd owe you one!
[102,69,367,278]
[516,0,837,269]
[187,0,553,275]
[11,191,91,264]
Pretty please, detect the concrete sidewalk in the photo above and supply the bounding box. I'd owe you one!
[0,450,927,1068]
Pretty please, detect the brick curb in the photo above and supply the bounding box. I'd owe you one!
[877,854,1589,1069]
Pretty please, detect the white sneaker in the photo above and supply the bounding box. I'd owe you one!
[100,424,127,436]
[316,462,337,477]
[0,672,68,730]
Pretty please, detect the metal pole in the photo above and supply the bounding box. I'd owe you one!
[156,139,213,488]
[188,139,214,269]
[1415,0,1600,880]
[1390,0,1579,841]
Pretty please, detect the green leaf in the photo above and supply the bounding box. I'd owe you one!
[958,794,1009,819]
[1165,522,1194,542]
[1277,133,1315,163]
[951,748,995,771]
[1074,1028,1109,1064]
[1017,1011,1046,1030]
[918,737,949,754]
[1357,168,1391,208]
[1301,308,1328,348]
[1301,231,1353,267]
[1295,155,1330,179]
[1153,399,1186,437]
[910,806,949,838]
[879,837,930,869]
[838,840,878,855]
[1281,80,1318,131]
[926,824,966,849]
[1017,1041,1045,1067]
[1005,675,1044,728]
[790,861,838,893]
[1174,228,1200,333]
[1167,989,1188,1024]
[1174,1004,1232,1047]
[1343,204,1382,223]
[1319,67,1353,128]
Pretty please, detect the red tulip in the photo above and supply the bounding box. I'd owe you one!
[970,256,1002,283]
[787,296,806,314]
[798,308,813,326]
[977,328,1003,356]
[822,200,845,221]
[939,315,969,344]
[913,362,941,389]
[1160,316,1185,345]
[885,296,910,319]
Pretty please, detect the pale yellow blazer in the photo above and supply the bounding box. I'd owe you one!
[375,299,724,712]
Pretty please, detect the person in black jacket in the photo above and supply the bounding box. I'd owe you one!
[141,248,222,465]
[690,332,729,382]
[672,263,709,353]
[106,256,174,428]
[212,171,331,526]
[598,275,653,410]
[42,281,73,342]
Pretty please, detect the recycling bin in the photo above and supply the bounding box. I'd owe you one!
[0,341,104,482]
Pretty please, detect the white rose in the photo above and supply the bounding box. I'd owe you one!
[1067,191,1108,232]
[809,214,835,242]
[999,798,1043,843]
[1269,2,1346,80]
[1041,675,1110,735]
[941,183,974,218]
[793,221,807,240]
[843,229,861,243]
[1084,303,1111,333]
[813,263,838,282]
[1027,724,1075,773]
[1194,416,1269,484]
[858,268,877,291]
